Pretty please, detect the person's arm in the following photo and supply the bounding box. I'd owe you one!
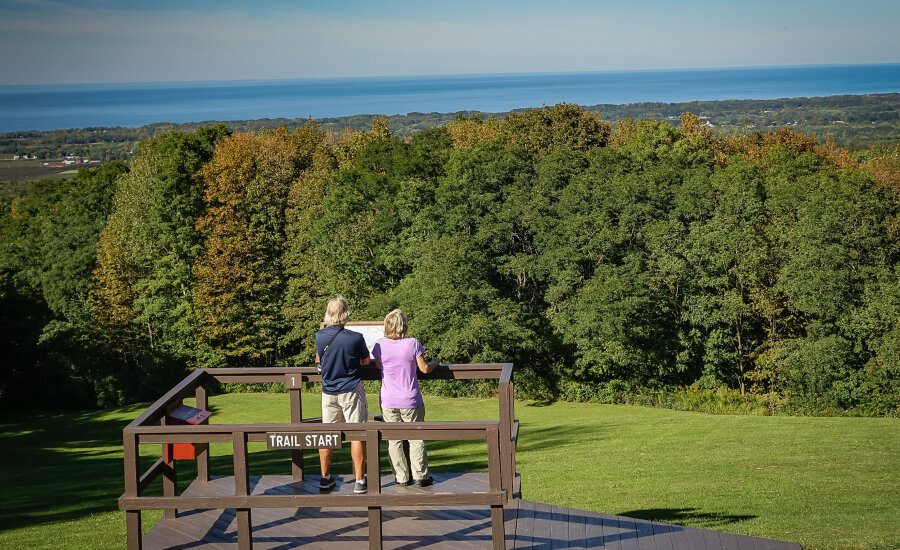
[360,356,372,366]
[371,343,382,369]
[417,355,439,373]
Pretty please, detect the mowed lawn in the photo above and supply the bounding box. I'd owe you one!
[0,392,897,550]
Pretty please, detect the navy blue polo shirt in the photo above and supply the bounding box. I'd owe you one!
[316,325,369,395]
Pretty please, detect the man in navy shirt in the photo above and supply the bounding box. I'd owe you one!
[315,295,371,493]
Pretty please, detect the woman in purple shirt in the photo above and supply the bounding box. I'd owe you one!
[372,309,439,486]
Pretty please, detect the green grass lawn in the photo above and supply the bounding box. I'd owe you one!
[0,392,897,550]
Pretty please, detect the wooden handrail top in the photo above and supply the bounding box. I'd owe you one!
[128,419,499,436]
[211,363,511,383]
[126,369,209,429]
[210,364,508,375]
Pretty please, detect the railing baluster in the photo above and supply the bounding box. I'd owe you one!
[160,413,177,519]
[233,431,253,550]
[195,384,210,482]
[290,387,303,481]
[124,431,142,550]
[367,426,383,550]
[487,427,506,550]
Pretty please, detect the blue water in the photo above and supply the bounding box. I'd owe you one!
[1,64,899,132]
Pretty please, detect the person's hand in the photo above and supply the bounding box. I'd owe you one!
[428,357,440,368]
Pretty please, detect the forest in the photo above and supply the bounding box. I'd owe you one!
[1,105,898,415]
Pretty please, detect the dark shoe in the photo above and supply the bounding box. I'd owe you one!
[397,478,413,486]
[414,476,433,487]
[353,478,368,494]
[319,475,335,491]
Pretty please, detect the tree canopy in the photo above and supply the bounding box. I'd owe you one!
[1,107,898,414]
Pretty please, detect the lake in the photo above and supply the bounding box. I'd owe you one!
[1,64,899,132]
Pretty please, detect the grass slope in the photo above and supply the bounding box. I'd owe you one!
[0,393,897,550]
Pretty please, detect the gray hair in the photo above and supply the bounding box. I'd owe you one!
[323,295,350,326]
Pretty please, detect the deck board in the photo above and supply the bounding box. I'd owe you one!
[583,511,604,550]
[550,505,568,549]
[596,513,623,550]
[569,505,587,550]
[512,498,534,549]
[141,474,801,550]
[650,521,675,550]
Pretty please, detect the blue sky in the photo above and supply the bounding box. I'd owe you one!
[2,0,898,85]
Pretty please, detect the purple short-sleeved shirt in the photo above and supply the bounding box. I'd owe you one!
[372,337,425,409]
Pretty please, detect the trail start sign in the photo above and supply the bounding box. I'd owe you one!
[266,432,342,450]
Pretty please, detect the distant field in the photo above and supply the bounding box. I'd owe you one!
[0,393,897,550]
[0,159,78,184]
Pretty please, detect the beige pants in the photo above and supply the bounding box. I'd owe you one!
[322,381,368,424]
[382,404,428,483]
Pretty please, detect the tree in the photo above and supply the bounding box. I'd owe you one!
[91,126,228,384]
[194,130,302,367]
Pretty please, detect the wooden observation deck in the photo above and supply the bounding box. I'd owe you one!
[119,364,801,550]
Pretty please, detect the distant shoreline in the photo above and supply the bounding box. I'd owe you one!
[2,64,898,133]
[2,92,898,184]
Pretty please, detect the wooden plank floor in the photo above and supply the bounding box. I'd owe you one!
[141,474,801,550]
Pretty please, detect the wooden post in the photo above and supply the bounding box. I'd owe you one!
[233,431,253,550]
[160,414,177,519]
[290,387,303,481]
[498,376,513,498]
[366,427,382,550]
[487,427,506,550]
[506,379,516,496]
[195,384,210,482]
[123,431,142,550]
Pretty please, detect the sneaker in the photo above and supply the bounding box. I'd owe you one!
[397,478,413,487]
[414,476,433,487]
[319,475,335,491]
[353,478,368,494]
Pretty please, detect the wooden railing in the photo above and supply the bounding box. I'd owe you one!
[120,363,517,550]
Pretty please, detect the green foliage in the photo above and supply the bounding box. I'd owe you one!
[501,103,611,156]
[2,105,899,414]
[0,164,126,406]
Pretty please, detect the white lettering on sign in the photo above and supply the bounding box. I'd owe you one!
[266,432,342,450]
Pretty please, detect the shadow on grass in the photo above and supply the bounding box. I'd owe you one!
[524,400,554,407]
[620,507,756,528]
[0,407,146,531]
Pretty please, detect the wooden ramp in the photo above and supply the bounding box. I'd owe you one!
[142,474,801,550]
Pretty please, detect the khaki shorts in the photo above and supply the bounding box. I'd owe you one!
[322,381,368,424]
